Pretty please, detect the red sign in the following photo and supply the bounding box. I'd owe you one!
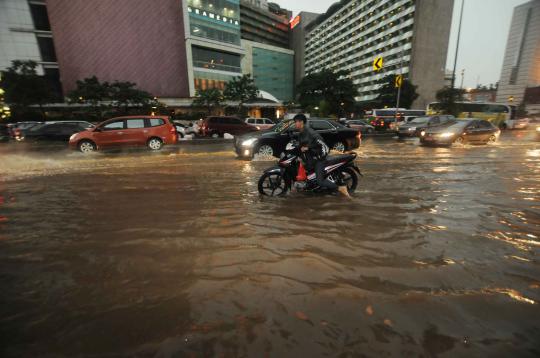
[290,15,300,29]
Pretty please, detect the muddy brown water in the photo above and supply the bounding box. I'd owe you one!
[0,133,539,357]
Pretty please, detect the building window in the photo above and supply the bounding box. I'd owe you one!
[37,36,57,62]
[29,3,51,31]
[192,46,241,73]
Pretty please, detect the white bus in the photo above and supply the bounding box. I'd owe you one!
[365,108,426,129]
[427,102,517,128]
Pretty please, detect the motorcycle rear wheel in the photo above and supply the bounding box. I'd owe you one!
[258,172,288,196]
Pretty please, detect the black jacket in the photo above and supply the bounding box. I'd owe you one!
[298,127,329,166]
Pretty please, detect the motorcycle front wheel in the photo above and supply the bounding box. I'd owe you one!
[337,167,358,194]
[258,172,289,196]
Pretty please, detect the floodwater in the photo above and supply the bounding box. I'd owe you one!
[0,133,539,357]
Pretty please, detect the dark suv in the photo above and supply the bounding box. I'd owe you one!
[200,116,257,137]
[398,115,455,138]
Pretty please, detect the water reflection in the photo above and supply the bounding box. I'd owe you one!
[0,137,539,356]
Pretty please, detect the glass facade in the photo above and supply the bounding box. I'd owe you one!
[193,70,238,91]
[192,46,241,72]
[187,0,241,45]
[252,47,293,101]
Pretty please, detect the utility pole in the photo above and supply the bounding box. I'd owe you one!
[394,45,405,127]
[451,0,465,92]
[460,69,465,89]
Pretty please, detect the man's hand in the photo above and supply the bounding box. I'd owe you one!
[301,146,309,152]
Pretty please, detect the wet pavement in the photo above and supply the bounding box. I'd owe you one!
[0,132,539,357]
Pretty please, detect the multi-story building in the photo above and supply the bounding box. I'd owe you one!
[496,0,540,108]
[0,0,61,96]
[239,0,294,102]
[290,12,321,86]
[304,0,454,108]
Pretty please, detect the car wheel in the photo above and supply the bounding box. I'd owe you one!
[487,135,497,144]
[257,144,274,157]
[454,136,465,145]
[332,141,346,152]
[78,140,96,153]
[147,137,163,150]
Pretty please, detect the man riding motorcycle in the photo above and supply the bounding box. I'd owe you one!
[293,114,351,197]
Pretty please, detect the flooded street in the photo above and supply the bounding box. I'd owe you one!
[1,133,539,357]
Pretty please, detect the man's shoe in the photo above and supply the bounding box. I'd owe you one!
[337,185,351,198]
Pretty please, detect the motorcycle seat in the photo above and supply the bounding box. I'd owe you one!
[325,153,356,165]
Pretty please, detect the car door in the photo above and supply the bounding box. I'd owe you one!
[465,120,482,142]
[125,118,147,145]
[477,120,494,142]
[309,120,336,146]
[57,123,84,141]
[428,117,440,129]
[94,119,126,147]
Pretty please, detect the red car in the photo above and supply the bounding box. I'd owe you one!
[69,116,177,153]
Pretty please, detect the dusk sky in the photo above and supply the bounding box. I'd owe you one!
[272,0,528,88]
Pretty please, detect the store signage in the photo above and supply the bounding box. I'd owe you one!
[187,6,240,26]
[290,15,301,29]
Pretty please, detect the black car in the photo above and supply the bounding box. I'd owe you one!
[235,118,361,159]
[22,121,95,142]
[0,123,10,142]
[420,119,500,146]
[398,115,455,138]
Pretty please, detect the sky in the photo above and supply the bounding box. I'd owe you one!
[272,0,528,88]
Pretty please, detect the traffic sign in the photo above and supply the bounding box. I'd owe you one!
[395,74,403,88]
[373,57,383,71]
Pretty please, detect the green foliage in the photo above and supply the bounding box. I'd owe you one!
[435,86,465,116]
[67,76,154,118]
[297,69,357,116]
[0,60,57,116]
[223,74,259,115]
[193,88,224,115]
[375,74,419,109]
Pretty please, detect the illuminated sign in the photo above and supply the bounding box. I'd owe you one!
[187,6,239,26]
[290,15,300,29]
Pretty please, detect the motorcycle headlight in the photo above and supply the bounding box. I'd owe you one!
[242,138,257,147]
[420,131,426,137]
[439,132,454,138]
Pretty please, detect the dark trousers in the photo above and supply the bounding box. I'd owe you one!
[315,160,338,191]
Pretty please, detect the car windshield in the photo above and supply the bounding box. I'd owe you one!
[410,117,430,124]
[444,120,471,131]
[272,120,294,133]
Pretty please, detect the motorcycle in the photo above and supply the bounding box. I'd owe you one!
[257,140,362,196]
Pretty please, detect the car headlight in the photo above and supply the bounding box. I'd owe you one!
[408,127,416,131]
[242,138,257,147]
[420,131,426,137]
[69,134,77,141]
[536,127,540,132]
[439,132,454,138]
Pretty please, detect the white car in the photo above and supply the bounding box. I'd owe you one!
[245,118,275,130]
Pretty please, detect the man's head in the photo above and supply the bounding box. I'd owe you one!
[293,113,307,130]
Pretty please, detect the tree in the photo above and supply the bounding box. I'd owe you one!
[109,81,152,114]
[375,74,418,109]
[0,60,56,117]
[67,76,110,118]
[435,86,465,116]
[297,69,357,116]
[223,74,259,115]
[193,88,224,115]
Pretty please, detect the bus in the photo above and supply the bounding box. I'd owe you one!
[426,102,517,128]
[366,108,426,130]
